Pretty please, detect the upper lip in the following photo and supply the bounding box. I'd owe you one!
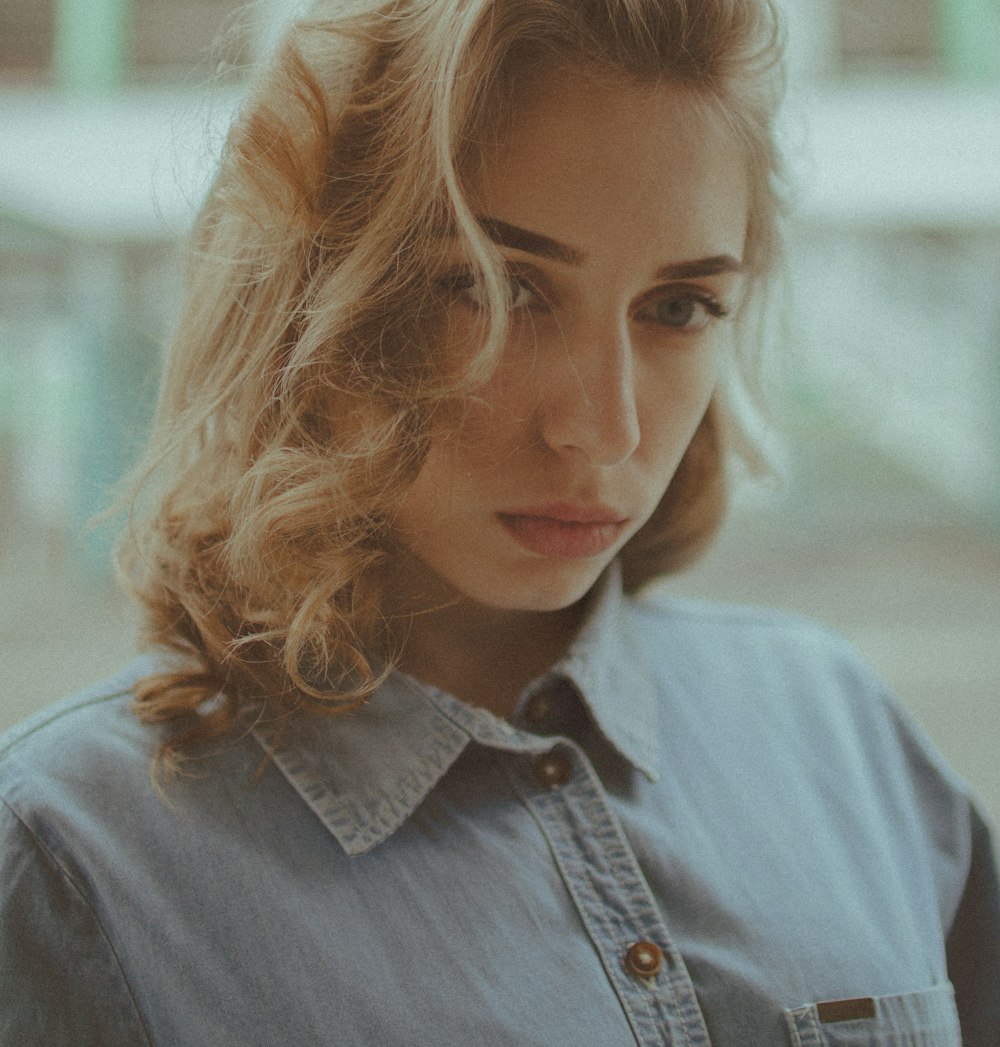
[498,502,627,525]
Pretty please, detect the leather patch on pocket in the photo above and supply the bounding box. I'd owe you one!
[816,997,877,1023]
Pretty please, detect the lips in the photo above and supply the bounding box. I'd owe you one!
[497,503,628,559]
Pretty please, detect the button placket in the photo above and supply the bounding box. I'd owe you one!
[508,748,711,1046]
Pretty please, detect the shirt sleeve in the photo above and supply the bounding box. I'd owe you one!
[0,801,152,1047]
[946,802,1000,1047]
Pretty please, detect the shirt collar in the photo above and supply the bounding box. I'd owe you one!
[254,562,661,856]
[547,562,661,783]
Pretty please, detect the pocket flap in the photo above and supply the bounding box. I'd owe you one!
[785,983,961,1045]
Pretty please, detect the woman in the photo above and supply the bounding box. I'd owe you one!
[1,0,997,1044]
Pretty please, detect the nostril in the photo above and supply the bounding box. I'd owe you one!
[537,340,640,465]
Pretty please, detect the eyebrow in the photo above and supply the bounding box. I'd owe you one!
[655,255,745,280]
[475,215,744,279]
[476,216,585,265]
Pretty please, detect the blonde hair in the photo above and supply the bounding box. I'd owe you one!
[119,0,787,771]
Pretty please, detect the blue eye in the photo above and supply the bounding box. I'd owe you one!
[437,270,539,311]
[640,289,728,332]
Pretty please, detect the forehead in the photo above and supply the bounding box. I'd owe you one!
[469,70,750,265]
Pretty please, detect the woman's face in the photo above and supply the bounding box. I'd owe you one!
[393,70,750,615]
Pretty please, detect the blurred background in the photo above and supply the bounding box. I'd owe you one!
[1,1,998,829]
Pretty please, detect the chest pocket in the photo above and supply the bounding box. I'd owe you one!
[784,984,961,1046]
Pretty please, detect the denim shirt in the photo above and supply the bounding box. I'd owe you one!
[2,567,998,1046]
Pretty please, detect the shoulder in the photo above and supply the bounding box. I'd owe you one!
[0,657,272,908]
[628,589,847,644]
[624,590,973,804]
[0,657,254,866]
[0,666,166,1043]
[625,589,901,727]
[0,661,171,872]
[0,659,158,810]
[625,590,879,694]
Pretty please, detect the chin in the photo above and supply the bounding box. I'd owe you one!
[463,556,611,614]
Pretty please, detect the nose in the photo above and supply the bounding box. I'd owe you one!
[538,318,641,467]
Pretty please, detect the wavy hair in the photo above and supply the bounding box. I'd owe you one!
[118,0,788,772]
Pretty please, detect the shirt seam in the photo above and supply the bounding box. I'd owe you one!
[0,688,133,760]
[515,777,650,1041]
[633,596,849,640]
[1,796,155,1045]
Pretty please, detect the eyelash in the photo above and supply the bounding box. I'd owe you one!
[436,268,730,334]
[634,286,730,333]
[435,269,541,311]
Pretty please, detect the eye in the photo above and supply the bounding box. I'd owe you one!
[437,269,541,312]
[636,287,729,333]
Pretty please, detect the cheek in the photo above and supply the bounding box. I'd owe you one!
[440,363,537,460]
[405,389,526,513]
[630,347,726,500]
[638,341,725,425]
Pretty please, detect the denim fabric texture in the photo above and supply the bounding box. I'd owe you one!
[2,566,997,1046]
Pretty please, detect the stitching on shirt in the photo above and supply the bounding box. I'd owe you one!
[0,688,133,760]
[0,798,155,1045]
[514,772,652,1040]
[521,762,698,1047]
[572,757,706,1047]
[784,1005,822,1047]
[571,796,696,1047]
[636,595,835,633]
[804,1006,823,1045]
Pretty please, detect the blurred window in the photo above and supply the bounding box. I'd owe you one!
[132,0,249,82]
[0,0,248,86]
[835,0,938,76]
[5,0,997,87]
[0,1,56,85]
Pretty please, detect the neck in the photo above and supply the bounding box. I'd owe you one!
[382,561,588,718]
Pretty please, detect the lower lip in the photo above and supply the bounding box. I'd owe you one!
[497,514,626,559]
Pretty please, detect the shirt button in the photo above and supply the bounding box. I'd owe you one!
[624,940,664,980]
[532,750,572,789]
[524,692,557,727]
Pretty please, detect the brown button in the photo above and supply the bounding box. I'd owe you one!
[532,750,572,789]
[624,940,663,980]
[524,692,557,726]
